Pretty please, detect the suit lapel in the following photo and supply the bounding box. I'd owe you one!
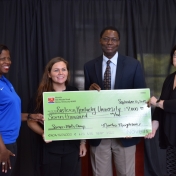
[95,56,103,88]
[114,54,124,89]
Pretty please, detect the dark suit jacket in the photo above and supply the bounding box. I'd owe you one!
[84,54,146,147]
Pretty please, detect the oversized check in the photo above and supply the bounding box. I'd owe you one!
[43,89,151,141]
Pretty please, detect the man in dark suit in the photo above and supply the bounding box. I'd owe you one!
[84,26,146,176]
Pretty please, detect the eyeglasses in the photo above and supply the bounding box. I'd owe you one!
[101,37,119,43]
[173,54,176,58]
[0,57,11,62]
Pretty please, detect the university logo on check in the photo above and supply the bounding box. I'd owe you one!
[48,97,55,103]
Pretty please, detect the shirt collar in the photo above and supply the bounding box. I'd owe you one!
[0,75,5,81]
[103,52,118,66]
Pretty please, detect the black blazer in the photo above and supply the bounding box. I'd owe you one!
[152,72,176,149]
[84,54,146,147]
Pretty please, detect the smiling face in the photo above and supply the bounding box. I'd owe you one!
[0,50,11,77]
[100,30,120,59]
[48,61,68,86]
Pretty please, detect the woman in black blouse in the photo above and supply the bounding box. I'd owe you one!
[146,45,176,175]
[27,57,86,176]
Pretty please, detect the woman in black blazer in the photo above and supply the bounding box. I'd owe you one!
[146,45,176,175]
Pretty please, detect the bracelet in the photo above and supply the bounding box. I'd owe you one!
[156,99,161,108]
[27,113,31,120]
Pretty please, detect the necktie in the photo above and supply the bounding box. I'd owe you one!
[104,60,111,90]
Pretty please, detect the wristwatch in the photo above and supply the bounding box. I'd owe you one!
[27,113,32,120]
[156,99,160,103]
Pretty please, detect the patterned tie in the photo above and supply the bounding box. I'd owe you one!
[104,60,111,90]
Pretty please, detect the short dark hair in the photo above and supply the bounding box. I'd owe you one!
[100,26,120,39]
[0,44,9,54]
[170,45,176,65]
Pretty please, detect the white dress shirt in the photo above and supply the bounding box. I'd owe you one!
[102,52,118,89]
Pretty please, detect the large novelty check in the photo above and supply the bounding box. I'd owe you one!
[43,89,151,141]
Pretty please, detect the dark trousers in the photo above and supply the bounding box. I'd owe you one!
[0,142,17,176]
[42,151,81,176]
